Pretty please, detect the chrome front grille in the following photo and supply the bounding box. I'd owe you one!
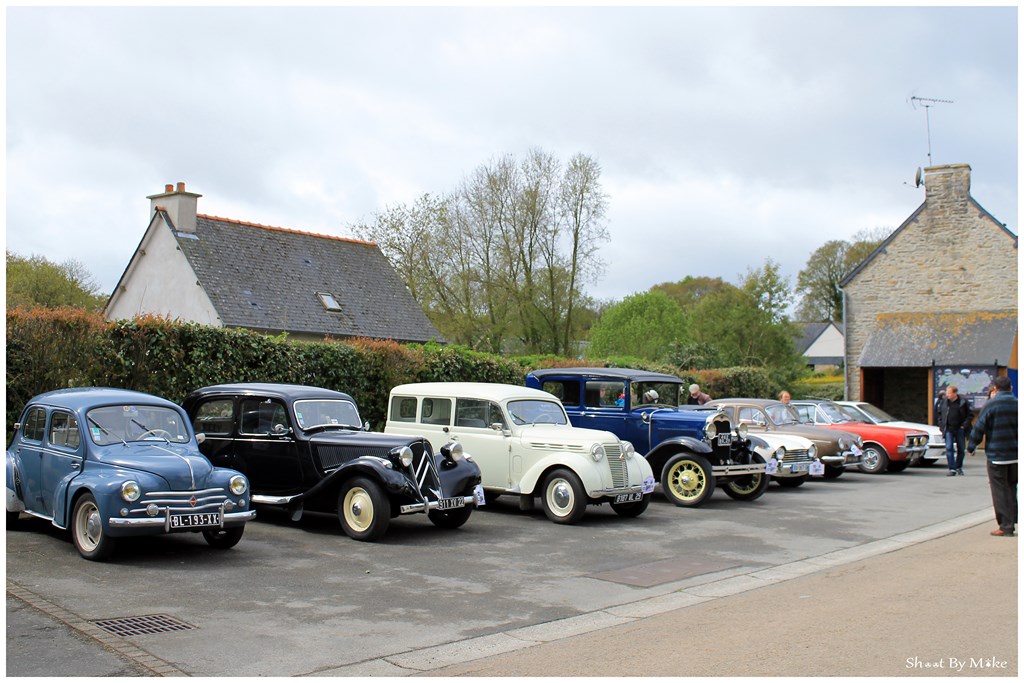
[126,488,229,516]
[408,442,442,501]
[604,443,626,488]
[782,449,812,463]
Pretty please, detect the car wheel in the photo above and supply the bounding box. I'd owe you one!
[661,453,715,507]
[72,493,116,561]
[610,493,650,518]
[202,526,245,549]
[723,453,769,501]
[858,444,889,474]
[337,477,391,541]
[823,465,844,480]
[775,475,807,488]
[540,469,588,524]
[428,506,473,529]
[887,460,910,473]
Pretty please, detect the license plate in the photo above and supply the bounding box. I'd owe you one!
[170,513,220,529]
[717,434,732,446]
[614,492,643,504]
[437,497,465,511]
[791,462,809,473]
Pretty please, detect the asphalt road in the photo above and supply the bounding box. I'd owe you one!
[5,454,1007,677]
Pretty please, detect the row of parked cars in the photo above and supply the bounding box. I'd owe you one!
[6,367,939,561]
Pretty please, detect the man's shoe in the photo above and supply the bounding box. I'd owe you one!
[957,468,964,475]
[991,529,1015,537]
[947,470,957,476]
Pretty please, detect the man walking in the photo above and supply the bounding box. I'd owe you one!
[937,385,973,476]
[968,376,1018,537]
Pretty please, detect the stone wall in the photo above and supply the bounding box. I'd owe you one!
[844,164,1018,401]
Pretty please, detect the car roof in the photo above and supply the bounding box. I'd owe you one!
[26,387,179,412]
[390,382,557,402]
[186,383,354,402]
[706,398,780,408]
[790,399,834,405]
[528,367,682,383]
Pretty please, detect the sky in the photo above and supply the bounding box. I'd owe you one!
[5,5,1019,307]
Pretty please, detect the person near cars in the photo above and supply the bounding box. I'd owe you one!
[967,376,1018,537]
[936,384,973,476]
[778,390,792,405]
[687,384,711,405]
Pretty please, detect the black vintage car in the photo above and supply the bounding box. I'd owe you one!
[182,383,483,541]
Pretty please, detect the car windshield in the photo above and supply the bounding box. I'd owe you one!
[853,403,895,423]
[633,382,684,407]
[293,399,361,430]
[819,402,854,423]
[86,405,192,445]
[507,399,568,426]
[765,403,803,425]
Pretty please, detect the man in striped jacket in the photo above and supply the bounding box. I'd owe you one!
[968,376,1018,537]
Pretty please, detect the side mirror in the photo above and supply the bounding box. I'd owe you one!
[363,421,371,432]
[271,424,291,436]
[196,433,206,445]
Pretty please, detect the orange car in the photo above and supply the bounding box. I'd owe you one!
[790,400,929,474]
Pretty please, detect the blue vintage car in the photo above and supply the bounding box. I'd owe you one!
[525,368,769,507]
[6,388,255,561]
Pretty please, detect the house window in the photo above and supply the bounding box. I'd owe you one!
[316,292,342,312]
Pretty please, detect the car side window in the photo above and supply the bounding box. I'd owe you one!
[455,399,489,428]
[193,399,235,435]
[738,407,767,426]
[22,407,47,442]
[389,396,418,423]
[49,412,81,449]
[793,405,814,424]
[541,380,580,407]
[240,399,289,435]
[420,398,452,426]
[584,381,625,408]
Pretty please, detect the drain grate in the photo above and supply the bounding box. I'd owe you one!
[92,614,196,637]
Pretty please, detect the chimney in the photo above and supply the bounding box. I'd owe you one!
[923,164,971,217]
[147,181,202,233]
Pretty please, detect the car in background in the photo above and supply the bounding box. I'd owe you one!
[526,368,769,507]
[385,382,655,523]
[705,398,863,480]
[7,388,254,561]
[835,400,944,466]
[789,399,929,474]
[183,383,483,541]
[750,431,823,488]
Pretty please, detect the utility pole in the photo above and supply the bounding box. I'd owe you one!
[910,96,954,166]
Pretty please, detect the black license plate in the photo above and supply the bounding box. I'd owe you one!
[170,513,220,529]
[614,492,643,504]
[717,434,732,446]
[437,497,465,511]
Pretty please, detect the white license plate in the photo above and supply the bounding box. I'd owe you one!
[437,497,465,511]
[717,434,732,446]
[791,462,809,473]
[614,492,643,504]
[170,513,220,529]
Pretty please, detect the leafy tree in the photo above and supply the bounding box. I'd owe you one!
[741,258,792,325]
[651,275,732,311]
[587,290,688,361]
[6,251,106,311]
[795,228,888,322]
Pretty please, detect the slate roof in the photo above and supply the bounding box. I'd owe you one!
[858,310,1017,367]
[171,213,441,342]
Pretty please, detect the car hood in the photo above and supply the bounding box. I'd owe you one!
[766,423,859,451]
[752,432,815,450]
[639,406,716,426]
[881,421,942,438]
[517,424,621,449]
[310,429,424,449]
[93,443,215,490]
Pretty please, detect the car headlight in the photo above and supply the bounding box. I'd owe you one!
[704,421,718,441]
[735,423,748,440]
[229,475,248,496]
[808,443,818,459]
[838,436,849,451]
[621,440,635,459]
[120,480,141,502]
[855,435,864,447]
[590,443,606,461]
[773,447,786,461]
[441,441,464,462]
[393,446,415,467]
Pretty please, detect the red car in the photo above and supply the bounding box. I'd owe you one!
[790,400,929,474]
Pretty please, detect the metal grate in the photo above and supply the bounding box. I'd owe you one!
[92,614,196,637]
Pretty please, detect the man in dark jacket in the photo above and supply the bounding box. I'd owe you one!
[968,376,1018,537]
[937,385,973,476]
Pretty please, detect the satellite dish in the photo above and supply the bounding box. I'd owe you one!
[915,167,923,188]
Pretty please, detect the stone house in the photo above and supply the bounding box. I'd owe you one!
[104,183,441,343]
[840,164,1017,423]
[796,322,844,372]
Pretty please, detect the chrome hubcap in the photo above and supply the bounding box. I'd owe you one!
[551,481,571,510]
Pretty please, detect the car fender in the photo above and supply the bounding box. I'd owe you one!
[6,452,26,513]
[435,455,483,497]
[645,437,712,476]
[303,456,419,507]
[61,467,165,531]
[517,451,610,497]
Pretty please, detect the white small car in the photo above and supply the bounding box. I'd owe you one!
[750,432,821,487]
[835,401,944,466]
[385,383,656,524]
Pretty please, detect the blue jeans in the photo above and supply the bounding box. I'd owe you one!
[944,428,966,470]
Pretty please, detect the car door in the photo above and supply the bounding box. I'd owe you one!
[448,398,511,489]
[736,406,771,435]
[236,397,302,493]
[574,379,632,441]
[40,410,84,517]
[12,407,47,515]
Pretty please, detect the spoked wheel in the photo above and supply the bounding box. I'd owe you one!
[723,453,769,501]
[858,445,889,474]
[540,469,588,524]
[202,526,245,549]
[337,477,391,541]
[72,493,116,561]
[661,454,715,507]
[610,493,651,518]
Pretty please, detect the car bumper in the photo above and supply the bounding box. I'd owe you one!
[109,508,256,531]
[771,461,816,477]
[898,445,929,464]
[712,463,766,477]
[398,494,478,515]
[820,450,861,468]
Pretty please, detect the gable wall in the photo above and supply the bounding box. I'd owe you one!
[844,166,1017,399]
[804,324,844,358]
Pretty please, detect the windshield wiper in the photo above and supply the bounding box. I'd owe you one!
[88,417,126,446]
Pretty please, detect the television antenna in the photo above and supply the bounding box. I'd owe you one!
[909,95,954,166]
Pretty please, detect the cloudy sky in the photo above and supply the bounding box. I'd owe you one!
[6,5,1018,306]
